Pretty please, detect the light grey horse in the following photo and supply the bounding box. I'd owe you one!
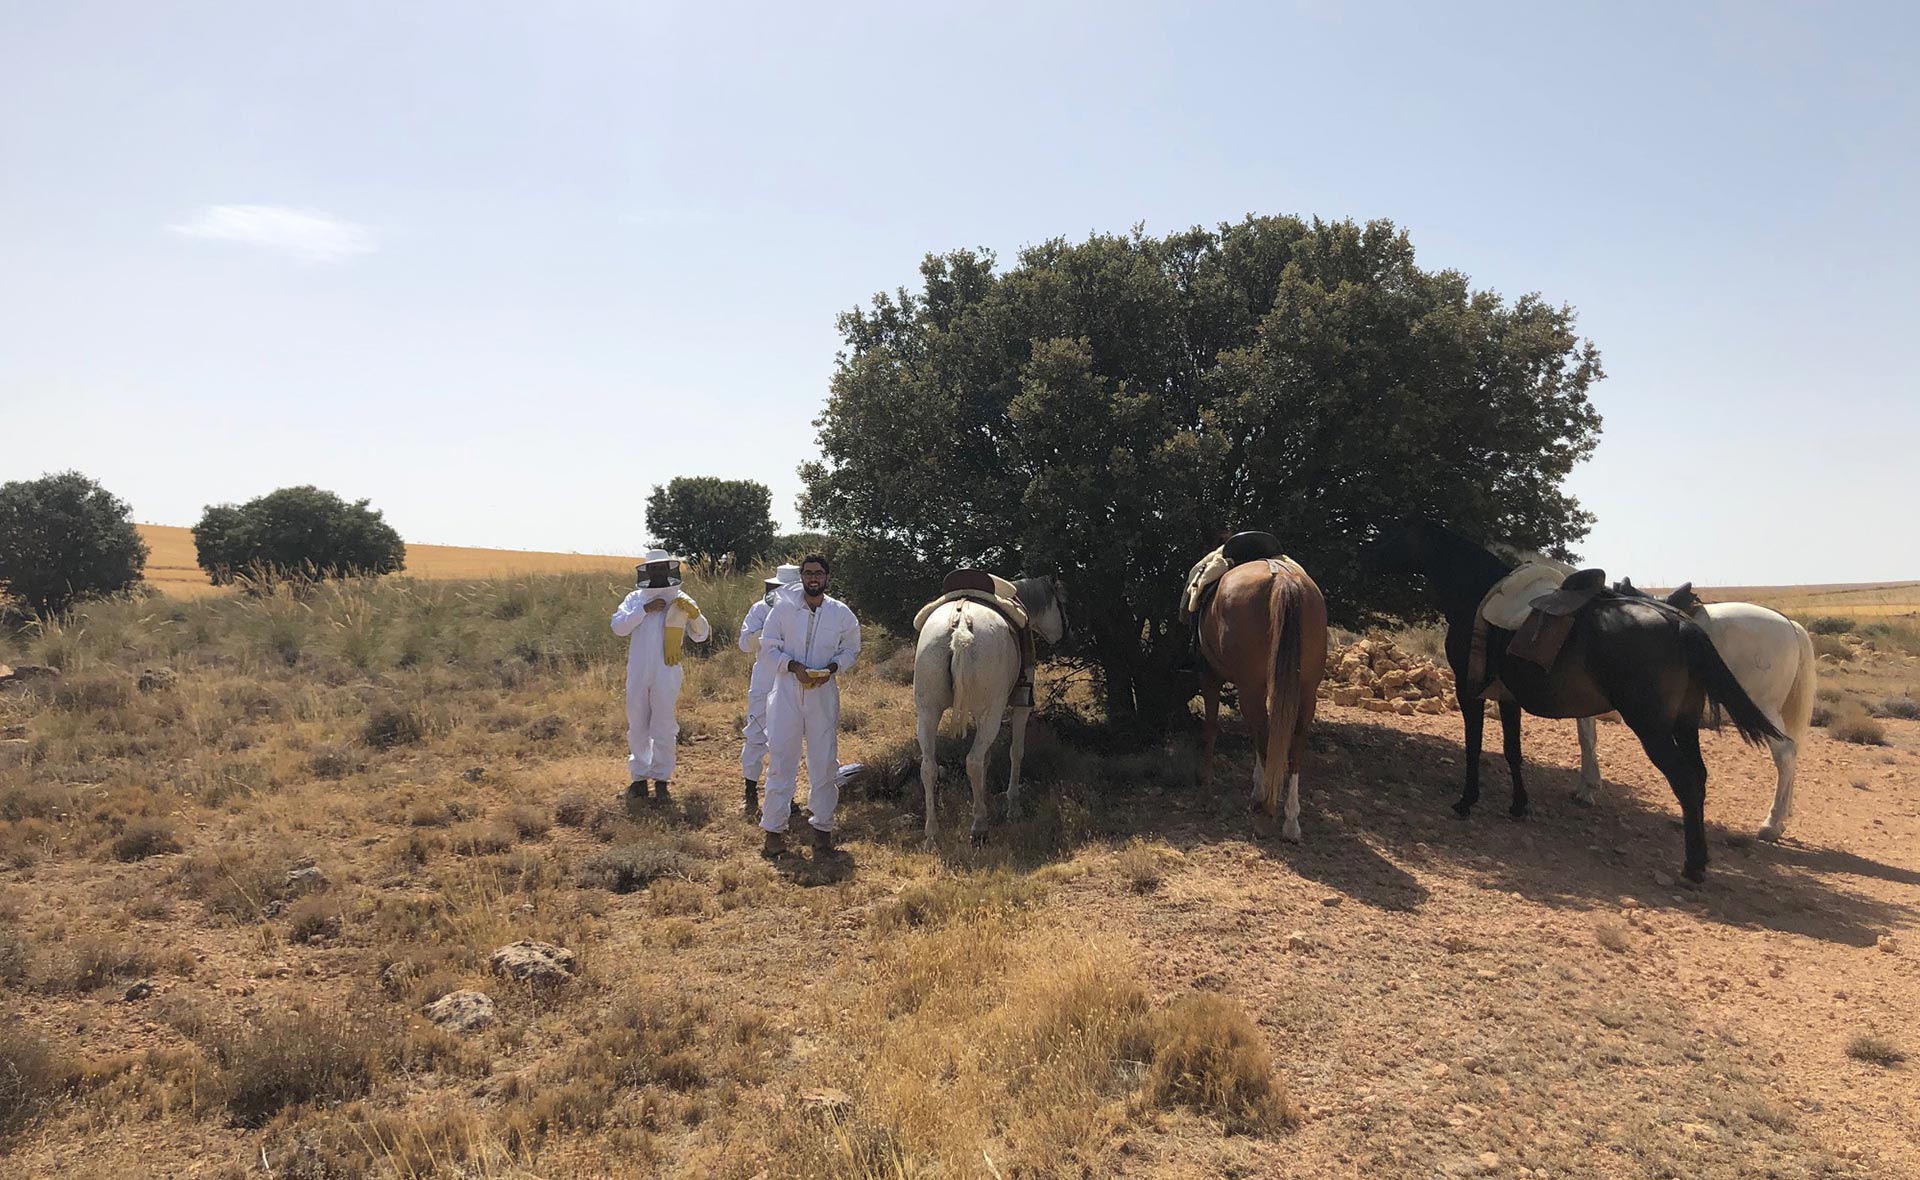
[912,577,1068,844]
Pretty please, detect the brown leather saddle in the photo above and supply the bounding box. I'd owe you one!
[943,569,1037,707]
[1193,531,1286,621]
[1505,568,1608,671]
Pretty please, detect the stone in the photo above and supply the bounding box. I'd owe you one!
[800,1087,853,1116]
[1363,698,1396,714]
[1286,931,1311,952]
[489,940,577,987]
[124,979,155,1002]
[1417,698,1447,714]
[285,866,330,894]
[1877,934,1901,955]
[423,989,496,1032]
[0,664,58,693]
[1653,871,1675,888]
[1392,700,1416,716]
[136,667,179,692]
[1332,687,1364,707]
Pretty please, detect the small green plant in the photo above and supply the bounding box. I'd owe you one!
[1805,616,1855,635]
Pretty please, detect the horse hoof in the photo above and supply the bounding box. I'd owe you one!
[1756,825,1783,844]
[1507,807,1528,822]
[1569,791,1595,809]
[1281,822,1302,844]
[1681,866,1707,885]
[1451,801,1474,820]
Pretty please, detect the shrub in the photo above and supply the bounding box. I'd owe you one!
[553,793,593,827]
[1830,705,1888,746]
[193,486,405,585]
[213,1009,382,1127]
[1872,695,1920,721]
[362,704,425,750]
[1811,634,1854,662]
[1805,616,1855,635]
[112,818,183,862]
[580,842,695,894]
[0,471,149,615]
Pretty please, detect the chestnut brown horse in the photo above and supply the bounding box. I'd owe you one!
[1198,557,1330,840]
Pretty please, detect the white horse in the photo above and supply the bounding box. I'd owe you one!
[913,577,1069,844]
[1589,582,1817,840]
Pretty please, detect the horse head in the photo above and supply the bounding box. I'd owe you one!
[1015,575,1071,647]
[1358,518,1445,575]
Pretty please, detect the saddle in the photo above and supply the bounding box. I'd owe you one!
[1467,566,1608,698]
[1182,532,1291,622]
[918,569,1036,708]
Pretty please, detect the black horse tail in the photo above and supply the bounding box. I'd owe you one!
[1681,622,1784,746]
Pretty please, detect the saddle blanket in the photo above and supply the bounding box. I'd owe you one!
[1477,563,1570,631]
[1180,549,1302,620]
[913,577,1029,633]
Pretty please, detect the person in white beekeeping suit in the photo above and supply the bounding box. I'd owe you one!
[756,553,860,859]
[738,563,804,819]
[610,548,711,804]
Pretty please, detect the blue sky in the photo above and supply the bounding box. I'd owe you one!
[2,1,1913,585]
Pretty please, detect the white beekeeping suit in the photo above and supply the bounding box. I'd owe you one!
[739,564,803,816]
[610,550,711,802]
[757,574,860,852]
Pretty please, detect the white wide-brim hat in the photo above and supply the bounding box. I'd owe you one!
[763,563,803,590]
[643,548,682,565]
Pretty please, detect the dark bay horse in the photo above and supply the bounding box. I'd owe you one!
[1198,557,1330,840]
[1360,521,1782,882]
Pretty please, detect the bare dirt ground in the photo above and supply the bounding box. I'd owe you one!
[2,581,1915,1179]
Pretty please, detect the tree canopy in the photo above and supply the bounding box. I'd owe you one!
[645,477,776,573]
[0,471,149,615]
[800,216,1603,725]
[193,486,406,584]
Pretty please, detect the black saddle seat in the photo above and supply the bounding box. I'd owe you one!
[942,569,997,596]
[1221,531,1285,563]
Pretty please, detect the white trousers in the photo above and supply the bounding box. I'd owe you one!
[741,680,772,782]
[761,677,840,833]
[625,664,684,782]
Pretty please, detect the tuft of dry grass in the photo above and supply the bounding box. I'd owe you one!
[1872,695,1920,721]
[363,703,425,750]
[1846,1035,1906,1066]
[501,804,552,839]
[553,793,593,828]
[871,871,1048,933]
[1593,918,1634,954]
[1145,993,1298,1133]
[0,1033,76,1138]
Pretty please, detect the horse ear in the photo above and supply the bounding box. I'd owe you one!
[1620,576,1635,589]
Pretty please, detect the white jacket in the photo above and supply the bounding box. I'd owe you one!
[760,593,860,683]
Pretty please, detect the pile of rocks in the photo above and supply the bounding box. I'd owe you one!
[1320,635,1458,716]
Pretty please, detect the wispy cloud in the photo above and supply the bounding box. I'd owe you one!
[170,204,376,262]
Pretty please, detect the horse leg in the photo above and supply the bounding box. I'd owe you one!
[1243,696,1270,811]
[1757,734,1798,843]
[1500,700,1528,820]
[1633,721,1708,883]
[1006,705,1031,820]
[967,709,1005,846]
[1282,695,1313,843]
[1455,688,1484,818]
[1200,671,1221,789]
[1672,722,1711,882]
[1573,715,1600,806]
[917,707,942,846]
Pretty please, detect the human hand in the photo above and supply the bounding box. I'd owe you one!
[643,599,668,615]
[787,660,808,675]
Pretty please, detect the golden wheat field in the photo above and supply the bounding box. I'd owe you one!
[2,569,1917,1179]
[137,525,640,598]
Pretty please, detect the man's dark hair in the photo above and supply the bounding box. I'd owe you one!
[801,553,831,573]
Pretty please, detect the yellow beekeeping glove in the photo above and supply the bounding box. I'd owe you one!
[678,597,701,619]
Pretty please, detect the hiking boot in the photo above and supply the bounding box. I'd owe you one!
[809,825,842,858]
[626,780,649,799]
[743,778,759,819]
[760,830,786,860]
[652,780,672,804]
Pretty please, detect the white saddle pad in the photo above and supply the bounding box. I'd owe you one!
[1478,564,1569,631]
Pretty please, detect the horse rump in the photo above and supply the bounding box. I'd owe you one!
[1681,621,1784,746]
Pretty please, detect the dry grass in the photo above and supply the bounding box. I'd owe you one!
[1846,1035,1906,1067]
[1829,705,1889,746]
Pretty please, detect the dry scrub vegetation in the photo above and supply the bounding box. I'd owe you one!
[2,572,1917,1177]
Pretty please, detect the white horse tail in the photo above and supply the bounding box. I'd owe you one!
[1780,619,1816,746]
[948,608,979,727]
[1262,573,1307,818]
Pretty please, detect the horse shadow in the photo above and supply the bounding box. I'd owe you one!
[851,708,1917,947]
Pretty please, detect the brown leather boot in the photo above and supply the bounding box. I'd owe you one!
[760,830,786,860]
[743,778,759,819]
[809,825,842,858]
[653,779,672,804]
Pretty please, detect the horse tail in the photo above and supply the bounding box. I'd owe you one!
[947,607,977,726]
[1778,620,1816,746]
[1682,621,1784,746]
[1262,570,1307,817]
